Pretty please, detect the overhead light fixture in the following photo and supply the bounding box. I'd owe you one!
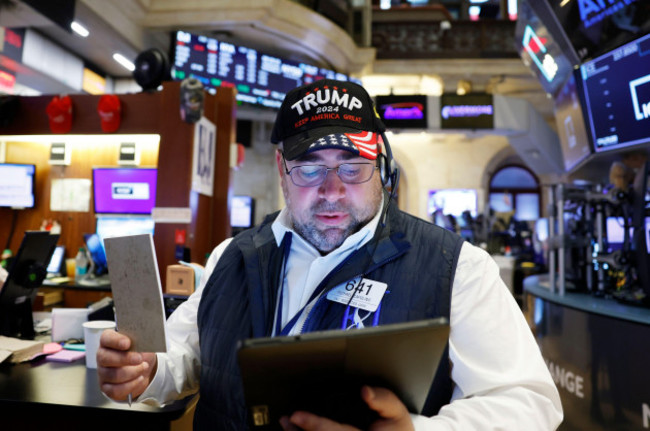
[113,53,135,72]
[71,21,89,37]
[456,80,472,95]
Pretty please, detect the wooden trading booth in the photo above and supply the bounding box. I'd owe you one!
[0,82,236,296]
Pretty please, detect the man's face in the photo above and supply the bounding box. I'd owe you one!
[276,148,383,254]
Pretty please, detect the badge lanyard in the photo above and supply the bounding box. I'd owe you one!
[274,236,387,336]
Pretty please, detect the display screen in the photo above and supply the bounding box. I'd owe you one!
[172,30,360,108]
[579,32,650,153]
[84,233,107,275]
[440,93,494,129]
[515,0,575,96]
[46,245,65,274]
[428,189,478,217]
[231,195,254,228]
[93,168,157,214]
[375,95,428,129]
[96,216,155,244]
[0,163,35,209]
[554,73,592,172]
[606,216,633,251]
[544,0,649,62]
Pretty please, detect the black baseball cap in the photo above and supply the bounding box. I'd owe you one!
[271,79,386,161]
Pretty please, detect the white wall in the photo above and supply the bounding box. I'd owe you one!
[388,131,511,220]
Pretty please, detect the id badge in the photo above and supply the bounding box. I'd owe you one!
[326,277,388,312]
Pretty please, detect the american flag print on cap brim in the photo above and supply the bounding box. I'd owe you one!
[345,131,378,160]
[306,132,379,160]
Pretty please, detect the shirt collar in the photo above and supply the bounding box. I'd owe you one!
[271,195,384,255]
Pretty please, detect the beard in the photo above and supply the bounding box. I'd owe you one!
[284,182,383,254]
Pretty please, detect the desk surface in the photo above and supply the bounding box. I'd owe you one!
[0,359,194,430]
[42,278,112,291]
[524,274,650,325]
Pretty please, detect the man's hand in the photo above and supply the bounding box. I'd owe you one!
[96,329,157,401]
[280,386,415,431]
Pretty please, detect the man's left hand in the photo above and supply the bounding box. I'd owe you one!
[279,386,415,431]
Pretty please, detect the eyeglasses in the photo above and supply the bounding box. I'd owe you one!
[282,157,378,188]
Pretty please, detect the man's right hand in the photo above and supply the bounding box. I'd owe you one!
[96,329,157,401]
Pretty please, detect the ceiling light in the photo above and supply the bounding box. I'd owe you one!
[456,80,472,95]
[113,53,135,72]
[70,21,89,37]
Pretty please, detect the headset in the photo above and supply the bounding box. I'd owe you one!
[377,131,400,226]
[378,131,399,190]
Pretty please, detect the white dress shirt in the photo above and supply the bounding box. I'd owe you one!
[140,209,563,430]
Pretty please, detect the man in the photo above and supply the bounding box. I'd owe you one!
[98,79,563,430]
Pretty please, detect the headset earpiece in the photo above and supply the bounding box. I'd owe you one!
[378,132,398,190]
[378,153,390,187]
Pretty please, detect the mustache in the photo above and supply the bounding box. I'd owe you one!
[311,201,348,213]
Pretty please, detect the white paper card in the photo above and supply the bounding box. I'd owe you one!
[50,178,91,212]
[104,234,168,352]
[326,277,388,312]
[191,116,217,197]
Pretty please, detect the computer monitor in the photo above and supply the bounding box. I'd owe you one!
[46,245,66,276]
[0,231,59,339]
[554,72,592,172]
[84,233,108,276]
[231,196,255,229]
[95,216,155,244]
[578,32,650,153]
[428,189,478,217]
[606,217,633,252]
[93,167,157,214]
[0,163,36,209]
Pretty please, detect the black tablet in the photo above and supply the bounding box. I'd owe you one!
[237,318,450,430]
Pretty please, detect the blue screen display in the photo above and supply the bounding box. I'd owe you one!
[579,32,650,152]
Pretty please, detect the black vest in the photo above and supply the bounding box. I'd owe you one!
[195,204,465,430]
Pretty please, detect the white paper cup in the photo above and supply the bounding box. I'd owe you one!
[82,320,116,368]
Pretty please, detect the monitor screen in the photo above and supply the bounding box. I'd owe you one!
[46,245,65,274]
[554,72,592,172]
[93,167,157,214]
[579,32,650,153]
[96,216,155,244]
[440,93,494,129]
[606,216,633,251]
[515,0,575,96]
[84,233,107,276]
[428,189,478,217]
[375,95,428,129]
[0,163,35,209]
[171,30,361,108]
[231,196,255,228]
[544,0,650,62]
[534,218,549,242]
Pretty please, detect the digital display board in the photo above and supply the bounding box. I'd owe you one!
[544,0,650,62]
[375,95,428,129]
[579,32,650,153]
[172,30,360,108]
[515,0,575,96]
[440,93,494,129]
[554,72,592,172]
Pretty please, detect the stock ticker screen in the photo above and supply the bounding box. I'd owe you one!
[579,32,650,152]
[172,30,359,108]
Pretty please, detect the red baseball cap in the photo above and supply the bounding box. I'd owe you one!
[97,94,121,133]
[46,95,73,134]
